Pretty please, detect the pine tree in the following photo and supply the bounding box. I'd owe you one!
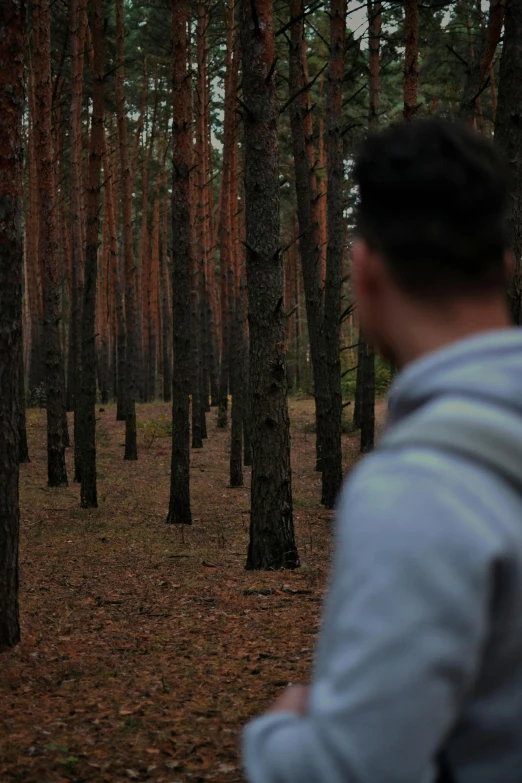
[358,0,380,455]
[166,0,192,525]
[322,0,347,506]
[33,0,68,487]
[115,0,138,460]
[78,0,105,508]
[241,0,299,570]
[0,0,24,648]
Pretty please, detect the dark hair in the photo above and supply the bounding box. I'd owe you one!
[353,119,511,298]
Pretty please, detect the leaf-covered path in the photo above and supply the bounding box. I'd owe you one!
[1,399,368,783]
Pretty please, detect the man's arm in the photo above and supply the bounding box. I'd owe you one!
[242,453,495,783]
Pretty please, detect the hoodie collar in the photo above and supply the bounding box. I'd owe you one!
[387,328,522,427]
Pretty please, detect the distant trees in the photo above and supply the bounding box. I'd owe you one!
[3,0,517,570]
[0,0,24,647]
[241,0,299,569]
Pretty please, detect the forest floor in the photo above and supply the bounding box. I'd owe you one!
[1,396,386,783]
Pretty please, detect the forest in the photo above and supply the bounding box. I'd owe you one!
[1,0,521,780]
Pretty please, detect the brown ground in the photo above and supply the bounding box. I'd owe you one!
[1,397,385,783]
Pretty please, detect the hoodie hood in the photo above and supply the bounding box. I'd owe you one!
[388,328,522,427]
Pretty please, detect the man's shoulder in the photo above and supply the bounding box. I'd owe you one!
[339,446,511,563]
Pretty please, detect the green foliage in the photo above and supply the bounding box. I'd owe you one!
[137,414,172,449]
[375,355,391,394]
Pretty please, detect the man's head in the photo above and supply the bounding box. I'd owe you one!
[351,119,512,367]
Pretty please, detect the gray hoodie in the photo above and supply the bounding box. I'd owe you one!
[242,328,522,783]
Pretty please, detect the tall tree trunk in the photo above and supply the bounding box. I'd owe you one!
[167,0,192,525]
[288,0,330,484]
[217,1,238,428]
[68,0,87,479]
[115,0,138,459]
[458,0,504,125]
[241,0,299,570]
[104,118,126,420]
[357,0,380,455]
[26,63,44,398]
[230,154,246,487]
[322,0,346,507]
[403,0,419,120]
[160,161,172,403]
[196,2,211,430]
[78,0,104,508]
[148,164,162,403]
[138,90,158,403]
[18,323,30,464]
[0,0,24,648]
[33,0,68,487]
[495,0,522,324]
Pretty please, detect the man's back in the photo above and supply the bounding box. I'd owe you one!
[244,330,522,782]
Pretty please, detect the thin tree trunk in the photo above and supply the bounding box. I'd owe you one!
[229,150,246,487]
[115,0,137,460]
[26,63,44,398]
[0,0,24,648]
[33,0,68,487]
[167,0,192,525]
[18,325,30,464]
[403,0,419,120]
[241,0,299,570]
[104,117,126,421]
[458,0,504,125]
[358,0,380,454]
[322,0,346,507]
[160,161,172,403]
[217,1,238,428]
[495,0,522,324]
[68,0,87,478]
[288,0,330,483]
[78,0,104,508]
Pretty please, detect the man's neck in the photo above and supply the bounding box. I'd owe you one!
[391,297,511,370]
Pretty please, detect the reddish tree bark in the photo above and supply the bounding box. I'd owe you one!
[217,1,239,428]
[459,0,504,125]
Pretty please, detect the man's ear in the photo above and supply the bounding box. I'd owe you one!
[350,237,370,290]
[351,237,379,297]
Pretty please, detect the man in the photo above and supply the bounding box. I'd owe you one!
[242,119,522,782]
